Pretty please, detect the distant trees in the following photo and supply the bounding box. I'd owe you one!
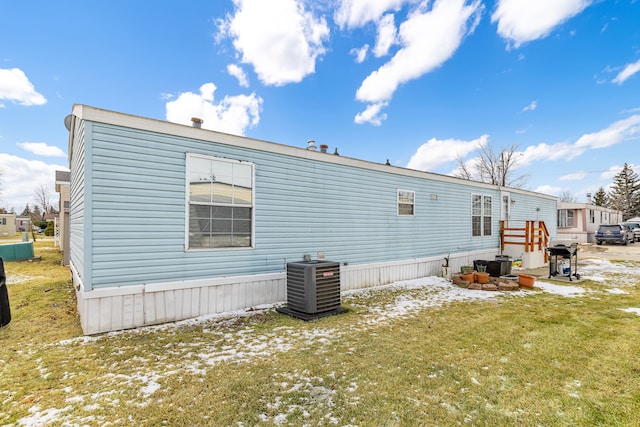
[592,187,608,207]
[34,184,52,217]
[21,204,32,217]
[559,191,576,202]
[607,163,640,220]
[454,142,528,188]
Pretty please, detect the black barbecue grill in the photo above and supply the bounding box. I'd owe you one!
[547,241,580,281]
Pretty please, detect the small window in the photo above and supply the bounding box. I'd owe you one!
[558,209,575,227]
[186,154,254,249]
[397,190,415,216]
[589,210,595,224]
[472,194,492,236]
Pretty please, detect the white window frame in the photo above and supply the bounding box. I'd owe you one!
[558,209,575,227]
[185,153,255,251]
[472,194,492,237]
[397,190,415,216]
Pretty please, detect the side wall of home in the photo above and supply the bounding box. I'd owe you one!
[69,119,88,291]
[71,118,557,334]
[80,122,557,289]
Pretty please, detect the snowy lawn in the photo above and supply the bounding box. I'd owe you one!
[1,247,639,426]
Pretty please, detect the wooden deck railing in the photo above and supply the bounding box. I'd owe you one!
[500,220,549,262]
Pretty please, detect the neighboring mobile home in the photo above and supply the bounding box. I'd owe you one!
[556,202,623,243]
[0,214,16,236]
[55,170,71,265]
[66,105,558,334]
[15,216,30,233]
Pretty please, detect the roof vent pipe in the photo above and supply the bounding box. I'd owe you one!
[306,139,317,151]
[191,117,203,128]
[319,144,328,153]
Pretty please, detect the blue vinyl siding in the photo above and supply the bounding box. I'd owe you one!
[69,119,88,287]
[78,122,556,289]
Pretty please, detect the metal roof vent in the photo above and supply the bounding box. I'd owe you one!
[306,139,317,151]
[191,117,203,128]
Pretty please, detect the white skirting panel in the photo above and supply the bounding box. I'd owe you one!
[74,272,287,335]
[73,249,500,335]
[340,249,498,291]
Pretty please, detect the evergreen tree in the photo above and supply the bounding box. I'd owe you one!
[593,187,608,207]
[21,203,32,217]
[608,163,640,220]
[32,205,42,222]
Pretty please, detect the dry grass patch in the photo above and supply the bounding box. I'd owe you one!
[1,242,640,425]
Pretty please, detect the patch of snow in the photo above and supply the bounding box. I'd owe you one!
[139,375,161,397]
[17,405,73,427]
[6,274,44,285]
[607,288,627,294]
[534,281,586,298]
[619,308,640,316]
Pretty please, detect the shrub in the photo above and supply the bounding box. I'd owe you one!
[44,221,54,236]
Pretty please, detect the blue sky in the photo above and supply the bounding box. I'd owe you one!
[1,0,639,212]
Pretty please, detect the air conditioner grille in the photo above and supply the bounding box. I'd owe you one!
[284,260,342,316]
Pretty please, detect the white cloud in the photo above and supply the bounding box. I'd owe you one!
[0,153,66,212]
[17,142,66,158]
[491,0,593,49]
[354,102,388,126]
[533,184,565,197]
[600,164,640,183]
[612,59,640,84]
[600,165,623,182]
[350,45,370,63]
[522,100,537,112]
[373,13,397,57]
[227,64,249,87]
[334,0,407,29]
[407,134,488,171]
[355,0,483,104]
[517,114,640,167]
[165,83,263,136]
[559,172,586,181]
[574,114,640,150]
[219,0,329,86]
[0,68,47,107]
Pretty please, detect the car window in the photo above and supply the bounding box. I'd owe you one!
[598,225,621,231]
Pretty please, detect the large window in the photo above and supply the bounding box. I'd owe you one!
[398,190,415,216]
[187,154,254,249]
[472,194,492,237]
[558,209,575,227]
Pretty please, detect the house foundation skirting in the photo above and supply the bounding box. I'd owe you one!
[73,249,499,335]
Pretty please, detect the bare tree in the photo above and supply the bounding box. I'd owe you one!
[454,142,527,188]
[559,191,576,202]
[33,184,52,217]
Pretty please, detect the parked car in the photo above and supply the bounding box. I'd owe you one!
[621,222,640,242]
[595,224,634,245]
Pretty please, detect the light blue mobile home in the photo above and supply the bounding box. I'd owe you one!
[66,105,557,334]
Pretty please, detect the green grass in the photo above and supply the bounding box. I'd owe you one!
[1,241,639,426]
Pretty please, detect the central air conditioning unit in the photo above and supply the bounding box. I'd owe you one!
[277,260,347,320]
